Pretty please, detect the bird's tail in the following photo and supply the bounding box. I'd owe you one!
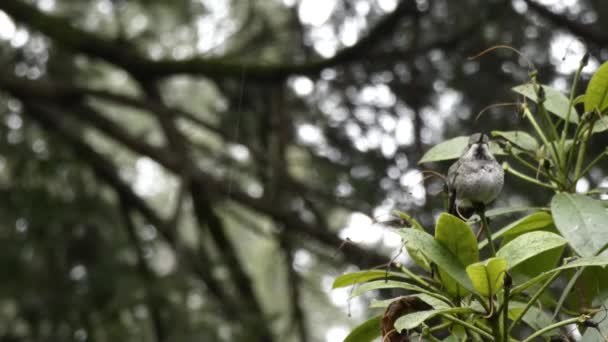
[448,189,457,215]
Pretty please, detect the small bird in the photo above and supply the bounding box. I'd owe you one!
[447,133,504,216]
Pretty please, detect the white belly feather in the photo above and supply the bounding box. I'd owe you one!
[454,162,504,207]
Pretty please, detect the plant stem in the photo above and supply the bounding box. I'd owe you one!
[508,270,561,333]
[399,263,432,289]
[479,209,496,257]
[578,150,607,179]
[533,82,559,142]
[472,293,491,315]
[428,334,442,342]
[522,106,562,171]
[561,54,586,145]
[574,120,596,181]
[502,162,555,189]
[508,150,562,186]
[428,321,452,332]
[521,316,586,342]
[475,320,500,336]
[585,187,608,195]
[552,266,585,320]
[566,117,585,173]
[502,279,510,342]
[490,315,501,342]
[441,314,494,340]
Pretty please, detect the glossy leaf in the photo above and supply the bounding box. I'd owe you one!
[551,193,608,257]
[418,136,504,164]
[478,211,553,249]
[499,211,554,246]
[405,240,432,271]
[450,325,467,341]
[480,206,548,220]
[585,61,608,114]
[396,229,474,292]
[435,213,479,297]
[492,130,539,152]
[564,266,608,313]
[370,294,450,310]
[582,298,608,341]
[592,116,608,133]
[511,273,552,295]
[394,307,472,332]
[349,280,428,299]
[555,255,608,270]
[509,302,554,336]
[466,257,507,297]
[343,315,381,342]
[394,211,432,271]
[513,83,579,123]
[512,255,608,295]
[333,270,409,289]
[435,213,479,265]
[512,245,565,280]
[393,210,425,231]
[496,231,566,269]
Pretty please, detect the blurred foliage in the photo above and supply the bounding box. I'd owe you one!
[0,0,607,341]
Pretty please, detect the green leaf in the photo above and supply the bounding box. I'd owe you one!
[450,325,467,341]
[395,211,432,271]
[496,231,566,269]
[349,280,429,299]
[592,116,608,133]
[466,257,507,297]
[585,61,608,114]
[555,255,608,270]
[511,272,552,295]
[481,206,548,219]
[418,136,504,164]
[370,294,450,309]
[435,213,479,265]
[512,255,608,295]
[564,266,608,312]
[405,240,432,271]
[333,270,409,289]
[582,297,608,341]
[491,130,539,152]
[396,229,474,292]
[513,83,579,123]
[434,213,479,297]
[500,211,554,246]
[393,210,425,231]
[551,193,608,257]
[573,94,585,105]
[343,315,381,342]
[512,245,565,281]
[394,307,472,332]
[509,302,554,335]
[478,211,553,249]
[415,294,451,310]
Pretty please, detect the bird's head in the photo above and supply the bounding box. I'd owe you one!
[463,133,493,160]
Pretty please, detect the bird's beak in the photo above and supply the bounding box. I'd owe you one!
[477,134,485,144]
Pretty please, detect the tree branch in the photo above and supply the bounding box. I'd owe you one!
[1,83,390,269]
[138,77,277,342]
[0,74,377,214]
[523,0,608,46]
[119,202,167,342]
[0,0,416,81]
[19,101,245,327]
[279,231,309,342]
